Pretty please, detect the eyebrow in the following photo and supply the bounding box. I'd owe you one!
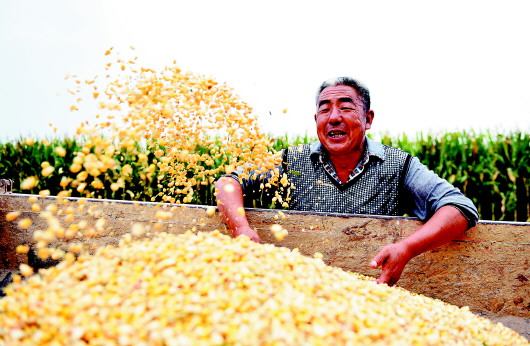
[318,97,355,108]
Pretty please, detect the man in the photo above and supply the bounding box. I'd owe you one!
[215,77,479,286]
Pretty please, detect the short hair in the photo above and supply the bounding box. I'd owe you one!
[316,77,371,112]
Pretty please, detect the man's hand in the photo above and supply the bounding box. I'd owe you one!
[370,206,469,286]
[234,226,261,243]
[370,242,414,286]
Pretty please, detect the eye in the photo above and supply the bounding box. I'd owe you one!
[317,108,330,115]
[341,107,354,113]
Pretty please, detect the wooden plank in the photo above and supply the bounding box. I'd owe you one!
[1,194,529,338]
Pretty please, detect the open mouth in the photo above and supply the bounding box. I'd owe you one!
[327,130,346,138]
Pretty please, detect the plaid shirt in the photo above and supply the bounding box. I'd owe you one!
[320,145,370,185]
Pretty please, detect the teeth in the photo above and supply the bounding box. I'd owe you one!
[328,131,345,138]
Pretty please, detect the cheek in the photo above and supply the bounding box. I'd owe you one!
[315,118,325,131]
[346,116,364,129]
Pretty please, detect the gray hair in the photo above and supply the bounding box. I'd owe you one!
[316,77,371,112]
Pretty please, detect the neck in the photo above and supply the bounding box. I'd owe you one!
[326,139,366,182]
[329,151,362,171]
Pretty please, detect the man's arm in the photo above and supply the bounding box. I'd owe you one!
[370,155,479,286]
[370,205,468,286]
[215,176,261,243]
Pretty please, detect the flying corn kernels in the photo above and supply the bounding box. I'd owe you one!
[206,206,216,216]
[54,147,66,157]
[20,177,38,190]
[15,245,30,254]
[17,218,32,229]
[5,211,21,222]
[270,224,288,241]
[18,263,33,277]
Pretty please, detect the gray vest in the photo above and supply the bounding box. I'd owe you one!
[284,144,411,216]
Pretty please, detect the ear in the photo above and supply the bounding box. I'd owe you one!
[314,113,318,121]
[364,110,375,130]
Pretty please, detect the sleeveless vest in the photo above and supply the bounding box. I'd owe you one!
[284,144,411,216]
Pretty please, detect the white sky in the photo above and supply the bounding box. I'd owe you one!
[1,0,529,142]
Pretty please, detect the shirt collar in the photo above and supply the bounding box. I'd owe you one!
[309,137,385,161]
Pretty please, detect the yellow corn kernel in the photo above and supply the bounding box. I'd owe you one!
[5,211,21,221]
[16,245,30,254]
[18,218,32,229]
[55,146,66,157]
[270,224,288,241]
[41,166,55,177]
[155,210,172,220]
[70,163,82,173]
[131,223,146,237]
[20,176,38,190]
[19,263,34,277]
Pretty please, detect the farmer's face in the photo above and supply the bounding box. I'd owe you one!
[315,85,374,157]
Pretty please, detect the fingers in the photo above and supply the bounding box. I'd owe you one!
[370,246,404,286]
[376,263,400,286]
[370,250,393,285]
[377,258,405,287]
[370,247,390,269]
[376,268,394,286]
[247,232,261,243]
[234,228,261,243]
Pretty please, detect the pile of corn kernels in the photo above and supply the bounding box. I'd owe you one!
[0,231,526,345]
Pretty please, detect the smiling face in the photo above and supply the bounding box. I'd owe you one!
[315,85,374,158]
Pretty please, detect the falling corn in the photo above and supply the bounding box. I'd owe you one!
[18,263,33,277]
[5,211,21,222]
[17,218,32,230]
[0,231,526,345]
[206,206,216,216]
[15,245,30,254]
[20,177,38,190]
[131,223,146,237]
[270,223,288,241]
[48,49,283,205]
[54,146,67,157]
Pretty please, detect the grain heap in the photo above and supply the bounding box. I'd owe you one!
[1,231,527,345]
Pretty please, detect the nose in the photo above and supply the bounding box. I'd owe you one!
[328,106,342,124]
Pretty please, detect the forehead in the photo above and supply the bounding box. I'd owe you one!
[317,85,361,105]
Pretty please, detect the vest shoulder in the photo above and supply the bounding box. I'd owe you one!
[286,143,313,156]
[378,144,411,160]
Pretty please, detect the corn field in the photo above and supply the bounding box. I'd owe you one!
[376,131,529,222]
[0,131,528,222]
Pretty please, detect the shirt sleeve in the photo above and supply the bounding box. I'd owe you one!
[404,156,479,228]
